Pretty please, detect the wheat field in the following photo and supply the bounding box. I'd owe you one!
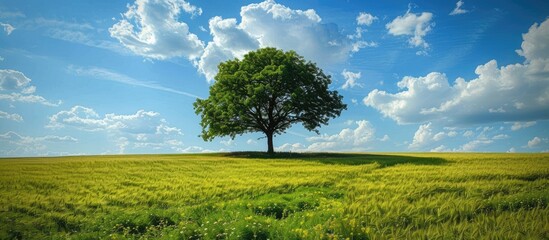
[0,153,548,239]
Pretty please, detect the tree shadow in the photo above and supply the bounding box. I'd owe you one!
[223,152,448,167]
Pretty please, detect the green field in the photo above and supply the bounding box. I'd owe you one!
[1,153,548,239]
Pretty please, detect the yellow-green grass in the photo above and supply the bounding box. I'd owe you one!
[0,153,548,239]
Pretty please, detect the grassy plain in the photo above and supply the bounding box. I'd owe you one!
[0,153,548,239]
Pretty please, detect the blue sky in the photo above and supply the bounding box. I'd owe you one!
[0,0,548,156]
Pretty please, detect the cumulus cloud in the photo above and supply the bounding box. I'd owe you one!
[198,0,367,81]
[341,69,362,89]
[409,123,506,151]
[1,22,15,35]
[306,120,375,151]
[48,106,171,134]
[0,69,32,92]
[458,139,493,152]
[0,110,23,122]
[450,0,469,16]
[386,7,433,49]
[109,0,204,60]
[274,120,376,152]
[516,19,549,62]
[409,122,434,149]
[430,138,496,152]
[527,136,542,148]
[365,18,549,125]
[430,145,448,152]
[197,16,260,81]
[356,12,377,26]
[0,69,60,106]
[379,134,390,142]
[48,106,185,153]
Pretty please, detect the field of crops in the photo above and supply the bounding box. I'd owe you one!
[0,153,548,239]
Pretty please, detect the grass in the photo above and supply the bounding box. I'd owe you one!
[0,153,548,239]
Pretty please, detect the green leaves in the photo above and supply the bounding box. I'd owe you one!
[194,47,347,151]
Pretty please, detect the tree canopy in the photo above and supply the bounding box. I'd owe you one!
[194,47,347,153]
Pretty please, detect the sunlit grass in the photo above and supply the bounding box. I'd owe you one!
[0,153,547,239]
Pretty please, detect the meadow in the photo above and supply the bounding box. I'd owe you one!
[0,153,548,239]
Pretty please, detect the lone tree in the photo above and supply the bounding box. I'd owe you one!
[194,48,346,154]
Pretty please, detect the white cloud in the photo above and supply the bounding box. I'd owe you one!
[33,18,94,31]
[275,121,376,153]
[0,131,78,156]
[365,18,549,125]
[220,139,235,146]
[516,19,549,62]
[386,8,433,49]
[109,0,204,60]
[117,137,129,154]
[246,139,257,145]
[450,0,469,16]
[198,0,365,81]
[276,142,306,152]
[356,12,377,26]
[379,134,390,142]
[0,22,15,35]
[507,147,516,153]
[409,122,434,149]
[365,72,450,124]
[0,11,25,18]
[182,146,213,153]
[463,130,474,137]
[0,69,60,106]
[341,69,362,89]
[48,106,167,133]
[511,121,536,131]
[409,123,504,151]
[0,131,78,143]
[48,106,184,153]
[457,139,493,152]
[0,69,32,92]
[197,16,259,81]
[0,93,60,106]
[27,18,125,54]
[68,65,201,99]
[492,134,509,140]
[0,110,23,122]
[433,132,446,141]
[430,145,449,152]
[527,136,541,148]
[352,41,378,52]
[306,120,375,151]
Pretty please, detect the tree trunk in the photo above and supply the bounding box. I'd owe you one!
[267,132,274,154]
